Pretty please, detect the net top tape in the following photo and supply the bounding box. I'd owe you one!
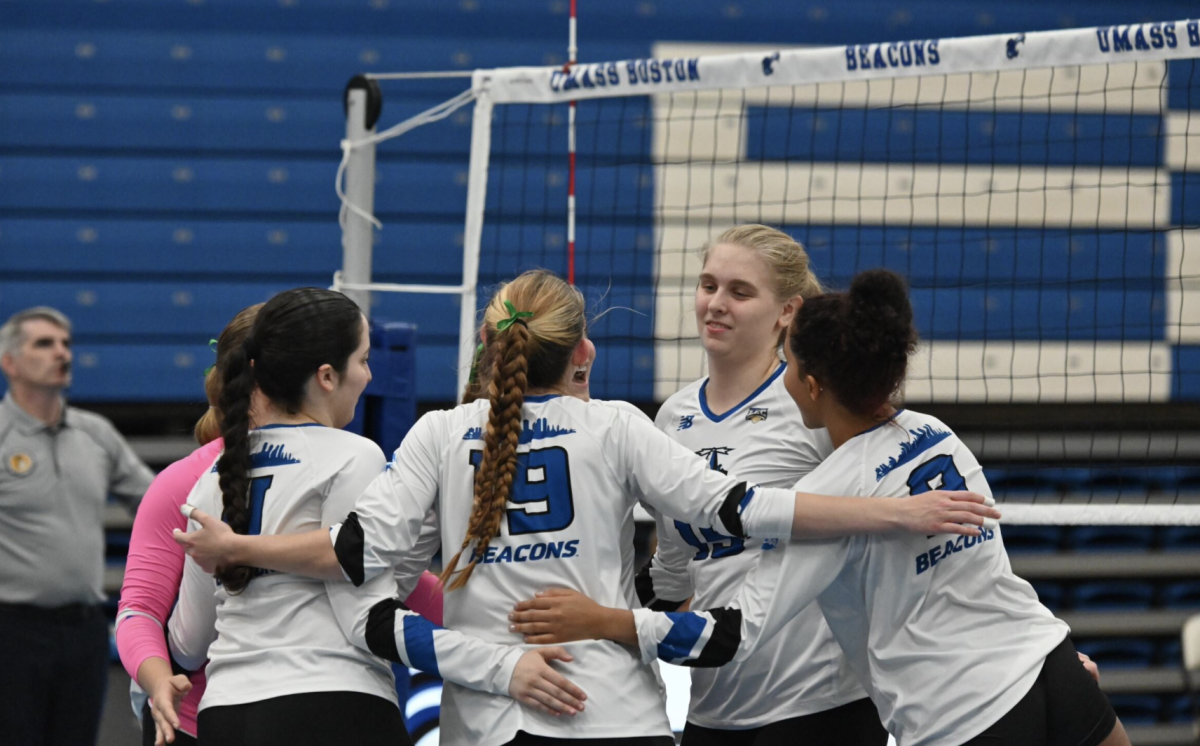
[472,19,1200,105]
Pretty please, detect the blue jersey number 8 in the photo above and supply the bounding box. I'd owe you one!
[469,446,575,536]
[907,454,967,496]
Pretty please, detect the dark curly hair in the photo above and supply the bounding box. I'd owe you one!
[787,269,918,417]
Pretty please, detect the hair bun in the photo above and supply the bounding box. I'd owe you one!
[848,269,911,322]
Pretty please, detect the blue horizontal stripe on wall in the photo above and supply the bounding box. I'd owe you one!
[910,287,1164,341]
[0,30,646,94]
[1172,173,1200,226]
[0,95,650,161]
[1168,59,1200,111]
[1173,346,1200,400]
[0,218,655,286]
[11,0,1199,50]
[746,107,1163,168]
[786,225,1164,286]
[0,157,648,218]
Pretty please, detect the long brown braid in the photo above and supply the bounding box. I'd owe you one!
[441,322,530,590]
[439,270,585,591]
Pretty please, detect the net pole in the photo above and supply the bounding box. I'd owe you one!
[341,88,377,314]
[566,0,578,285]
[457,90,495,399]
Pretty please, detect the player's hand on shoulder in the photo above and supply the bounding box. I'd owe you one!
[510,588,605,644]
[508,647,587,717]
[173,505,239,575]
[1078,651,1100,683]
[897,490,1001,537]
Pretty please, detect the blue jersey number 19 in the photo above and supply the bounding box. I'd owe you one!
[469,446,576,536]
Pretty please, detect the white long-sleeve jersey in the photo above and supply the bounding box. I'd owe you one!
[329,395,798,746]
[168,425,526,711]
[632,410,1069,746]
[641,365,865,728]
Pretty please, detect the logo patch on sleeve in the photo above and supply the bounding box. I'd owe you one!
[6,453,34,476]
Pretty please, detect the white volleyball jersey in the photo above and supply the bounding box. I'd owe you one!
[633,410,1069,746]
[643,364,865,728]
[333,395,799,746]
[170,425,528,712]
[169,425,397,710]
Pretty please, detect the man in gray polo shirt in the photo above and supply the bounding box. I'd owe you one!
[0,306,154,745]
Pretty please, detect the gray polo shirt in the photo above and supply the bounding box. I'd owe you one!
[0,392,154,607]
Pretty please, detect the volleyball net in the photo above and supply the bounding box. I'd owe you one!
[336,20,1200,525]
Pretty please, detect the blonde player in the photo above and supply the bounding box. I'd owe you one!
[175,270,999,746]
[640,225,884,744]
[535,270,1130,746]
[167,288,585,746]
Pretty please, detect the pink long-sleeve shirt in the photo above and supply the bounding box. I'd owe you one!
[117,439,445,736]
[116,439,222,735]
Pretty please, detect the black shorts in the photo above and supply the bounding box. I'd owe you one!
[681,698,889,746]
[963,637,1118,746]
[142,700,198,746]
[197,691,411,746]
[503,733,674,746]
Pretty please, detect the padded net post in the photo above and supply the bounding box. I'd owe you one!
[341,81,382,314]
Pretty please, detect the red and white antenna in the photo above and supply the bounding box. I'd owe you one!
[565,0,578,285]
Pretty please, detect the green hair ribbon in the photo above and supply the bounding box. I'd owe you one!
[467,342,484,385]
[495,300,533,332]
[203,338,218,377]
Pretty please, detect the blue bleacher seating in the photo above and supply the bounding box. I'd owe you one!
[1158,638,1183,666]
[1069,582,1155,611]
[800,227,1163,288]
[0,30,644,95]
[104,531,130,556]
[1075,639,1157,668]
[746,107,1163,168]
[998,525,1062,554]
[1163,695,1195,723]
[1030,581,1063,611]
[985,468,1062,497]
[0,218,655,288]
[1162,527,1200,552]
[1160,582,1200,609]
[1066,527,1156,553]
[1,0,1194,404]
[1085,469,1158,495]
[1107,695,1166,725]
[1176,469,1200,491]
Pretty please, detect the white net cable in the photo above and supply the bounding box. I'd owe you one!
[336,87,476,231]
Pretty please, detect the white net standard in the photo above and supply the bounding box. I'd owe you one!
[342,21,1200,526]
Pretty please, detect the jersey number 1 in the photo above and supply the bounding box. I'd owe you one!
[469,447,576,536]
[247,475,273,536]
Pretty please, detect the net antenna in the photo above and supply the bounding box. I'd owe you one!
[565,0,578,284]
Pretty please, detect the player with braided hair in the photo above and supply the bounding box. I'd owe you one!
[176,269,999,746]
[167,287,588,746]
